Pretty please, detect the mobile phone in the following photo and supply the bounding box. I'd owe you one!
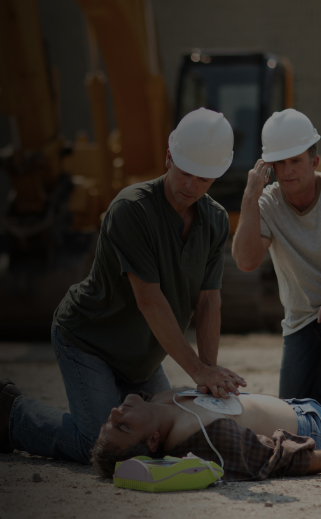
[265,166,274,182]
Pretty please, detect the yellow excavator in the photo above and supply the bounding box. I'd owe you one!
[0,0,293,338]
[0,0,172,338]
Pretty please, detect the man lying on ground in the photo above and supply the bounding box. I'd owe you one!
[92,387,321,481]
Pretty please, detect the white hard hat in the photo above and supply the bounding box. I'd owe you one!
[262,108,320,162]
[168,108,234,178]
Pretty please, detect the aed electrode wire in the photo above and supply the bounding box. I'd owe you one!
[173,393,224,469]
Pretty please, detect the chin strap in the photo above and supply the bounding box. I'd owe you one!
[173,393,224,468]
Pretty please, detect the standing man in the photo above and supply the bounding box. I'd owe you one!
[1,108,246,463]
[232,108,321,400]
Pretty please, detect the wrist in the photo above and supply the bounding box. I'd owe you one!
[189,358,209,379]
[243,187,261,204]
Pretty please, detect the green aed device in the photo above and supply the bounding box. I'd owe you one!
[113,455,224,492]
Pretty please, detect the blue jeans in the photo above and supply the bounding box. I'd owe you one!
[285,398,321,449]
[279,319,321,401]
[9,323,171,463]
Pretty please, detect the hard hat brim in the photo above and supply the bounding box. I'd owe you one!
[169,142,233,179]
[262,134,320,162]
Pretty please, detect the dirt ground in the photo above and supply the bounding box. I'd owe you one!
[1,331,321,519]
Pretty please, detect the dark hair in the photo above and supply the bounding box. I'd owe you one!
[91,437,164,478]
[308,143,318,161]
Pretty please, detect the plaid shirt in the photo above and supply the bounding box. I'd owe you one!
[169,418,315,481]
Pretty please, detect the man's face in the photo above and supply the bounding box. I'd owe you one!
[273,150,318,196]
[99,394,155,450]
[164,151,215,213]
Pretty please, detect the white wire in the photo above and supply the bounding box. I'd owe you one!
[173,393,224,468]
[185,452,222,480]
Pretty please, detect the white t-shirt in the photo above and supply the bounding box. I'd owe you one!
[259,176,321,336]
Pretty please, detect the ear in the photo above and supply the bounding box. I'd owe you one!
[165,149,172,169]
[147,431,160,453]
[312,155,319,171]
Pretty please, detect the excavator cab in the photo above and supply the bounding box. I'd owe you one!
[175,51,293,230]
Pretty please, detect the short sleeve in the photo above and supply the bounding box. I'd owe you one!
[105,199,160,283]
[201,211,229,290]
[260,214,272,239]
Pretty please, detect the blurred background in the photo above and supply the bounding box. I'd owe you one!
[0,0,320,340]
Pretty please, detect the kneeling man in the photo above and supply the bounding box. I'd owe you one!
[92,388,321,481]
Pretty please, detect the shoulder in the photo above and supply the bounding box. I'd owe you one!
[199,194,229,237]
[201,193,228,220]
[259,182,282,210]
[106,178,163,222]
[260,181,281,201]
[109,177,162,207]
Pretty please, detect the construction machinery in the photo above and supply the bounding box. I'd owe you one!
[0,0,171,339]
[0,0,292,338]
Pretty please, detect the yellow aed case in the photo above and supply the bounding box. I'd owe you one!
[113,455,224,492]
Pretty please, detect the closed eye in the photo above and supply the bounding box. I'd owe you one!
[115,423,130,433]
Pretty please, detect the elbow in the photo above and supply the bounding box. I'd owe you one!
[232,246,262,272]
[234,258,261,272]
[236,261,259,272]
[134,292,158,317]
[195,290,221,319]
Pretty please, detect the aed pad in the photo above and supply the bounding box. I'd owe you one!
[176,389,243,415]
[194,394,242,415]
[113,455,224,492]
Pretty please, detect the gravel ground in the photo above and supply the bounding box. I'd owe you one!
[1,332,321,519]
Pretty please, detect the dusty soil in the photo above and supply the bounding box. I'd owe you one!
[1,331,321,519]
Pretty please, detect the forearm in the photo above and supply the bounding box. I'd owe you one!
[194,290,221,366]
[138,288,203,379]
[232,189,264,271]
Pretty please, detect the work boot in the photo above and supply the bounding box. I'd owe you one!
[0,379,22,453]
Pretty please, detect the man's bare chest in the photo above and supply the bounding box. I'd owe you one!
[164,392,243,450]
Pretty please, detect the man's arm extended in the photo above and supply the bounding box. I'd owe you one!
[128,272,246,398]
[194,289,246,395]
[194,289,221,366]
[232,159,272,271]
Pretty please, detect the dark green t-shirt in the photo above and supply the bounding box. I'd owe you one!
[54,176,229,382]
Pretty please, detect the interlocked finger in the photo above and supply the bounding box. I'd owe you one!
[217,386,228,398]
